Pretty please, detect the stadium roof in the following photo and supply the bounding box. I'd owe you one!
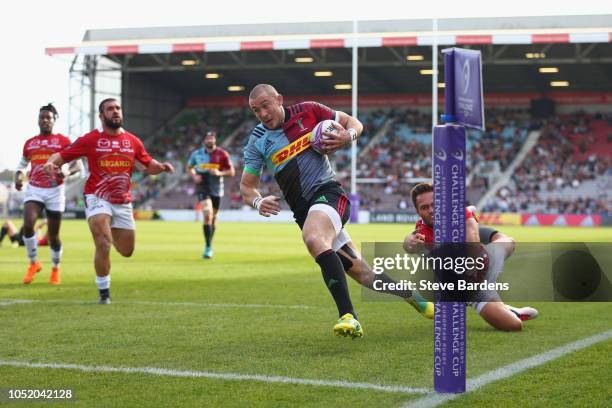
[47,15,612,95]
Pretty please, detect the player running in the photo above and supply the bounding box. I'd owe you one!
[404,182,538,331]
[241,84,433,339]
[44,98,174,304]
[187,130,235,259]
[15,103,81,285]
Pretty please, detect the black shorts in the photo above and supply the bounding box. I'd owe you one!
[293,182,351,230]
[479,226,499,245]
[197,192,221,210]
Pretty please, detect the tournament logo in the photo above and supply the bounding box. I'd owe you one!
[30,139,41,147]
[97,153,132,175]
[97,138,111,148]
[122,139,131,148]
[451,149,464,161]
[51,138,59,145]
[462,59,470,95]
[435,148,447,161]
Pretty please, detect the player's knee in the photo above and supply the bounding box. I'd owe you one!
[118,246,134,258]
[94,236,112,254]
[302,232,330,254]
[504,319,523,332]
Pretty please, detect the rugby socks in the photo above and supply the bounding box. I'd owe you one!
[50,243,62,268]
[23,235,38,263]
[0,226,7,243]
[203,224,212,247]
[211,226,216,243]
[316,249,356,318]
[370,272,412,299]
[96,275,111,299]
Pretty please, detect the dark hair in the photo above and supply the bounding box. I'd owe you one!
[40,103,58,119]
[98,98,119,114]
[410,182,434,209]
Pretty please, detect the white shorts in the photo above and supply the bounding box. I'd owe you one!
[469,243,506,314]
[24,184,65,212]
[308,204,351,251]
[85,194,135,230]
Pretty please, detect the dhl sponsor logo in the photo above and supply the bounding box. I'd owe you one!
[271,132,311,166]
[97,154,132,174]
[198,163,221,170]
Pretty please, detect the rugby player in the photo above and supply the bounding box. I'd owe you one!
[16,103,81,285]
[44,98,174,304]
[404,182,539,331]
[187,131,235,259]
[241,84,433,339]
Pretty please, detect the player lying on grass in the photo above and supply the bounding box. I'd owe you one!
[0,220,48,248]
[404,183,538,331]
[241,84,433,339]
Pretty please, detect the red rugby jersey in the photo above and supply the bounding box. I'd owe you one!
[59,129,152,204]
[22,134,72,188]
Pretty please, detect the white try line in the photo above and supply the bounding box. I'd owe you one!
[402,328,612,408]
[0,360,430,395]
[0,298,316,310]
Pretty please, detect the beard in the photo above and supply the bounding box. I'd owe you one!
[104,116,123,129]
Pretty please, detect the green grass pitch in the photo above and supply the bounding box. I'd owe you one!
[1,221,611,407]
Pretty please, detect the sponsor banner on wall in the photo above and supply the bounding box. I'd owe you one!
[478,212,521,226]
[521,214,602,227]
[369,212,421,224]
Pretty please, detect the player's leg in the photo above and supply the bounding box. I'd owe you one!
[46,210,63,285]
[201,196,214,259]
[209,195,221,253]
[303,203,362,338]
[1,221,17,244]
[476,301,523,331]
[338,240,434,319]
[22,201,43,284]
[88,213,114,304]
[109,201,136,258]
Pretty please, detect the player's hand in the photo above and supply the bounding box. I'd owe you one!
[43,162,60,178]
[321,122,350,153]
[258,195,281,217]
[14,178,23,191]
[161,162,175,173]
[403,232,426,253]
[208,168,222,177]
[191,173,203,183]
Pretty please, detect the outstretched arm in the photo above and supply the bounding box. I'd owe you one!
[142,159,174,175]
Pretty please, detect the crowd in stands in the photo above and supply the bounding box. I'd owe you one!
[482,112,611,214]
[47,106,609,215]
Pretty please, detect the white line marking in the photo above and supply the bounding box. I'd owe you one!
[0,298,315,310]
[402,329,612,408]
[0,360,430,394]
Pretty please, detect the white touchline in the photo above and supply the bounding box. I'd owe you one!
[0,360,430,395]
[402,329,612,408]
[0,298,315,310]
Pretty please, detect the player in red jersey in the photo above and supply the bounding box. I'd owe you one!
[404,183,538,331]
[15,103,81,285]
[44,98,174,304]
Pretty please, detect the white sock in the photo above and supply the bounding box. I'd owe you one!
[96,275,111,290]
[23,235,38,263]
[51,246,63,267]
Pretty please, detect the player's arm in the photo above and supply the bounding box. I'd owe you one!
[212,153,235,177]
[466,217,480,243]
[14,156,29,191]
[43,153,67,177]
[240,171,280,217]
[141,159,174,175]
[322,110,364,153]
[403,230,427,254]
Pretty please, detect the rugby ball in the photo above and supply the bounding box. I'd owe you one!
[310,120,340,155]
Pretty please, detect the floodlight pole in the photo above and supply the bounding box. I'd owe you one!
[351,19,358,196]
